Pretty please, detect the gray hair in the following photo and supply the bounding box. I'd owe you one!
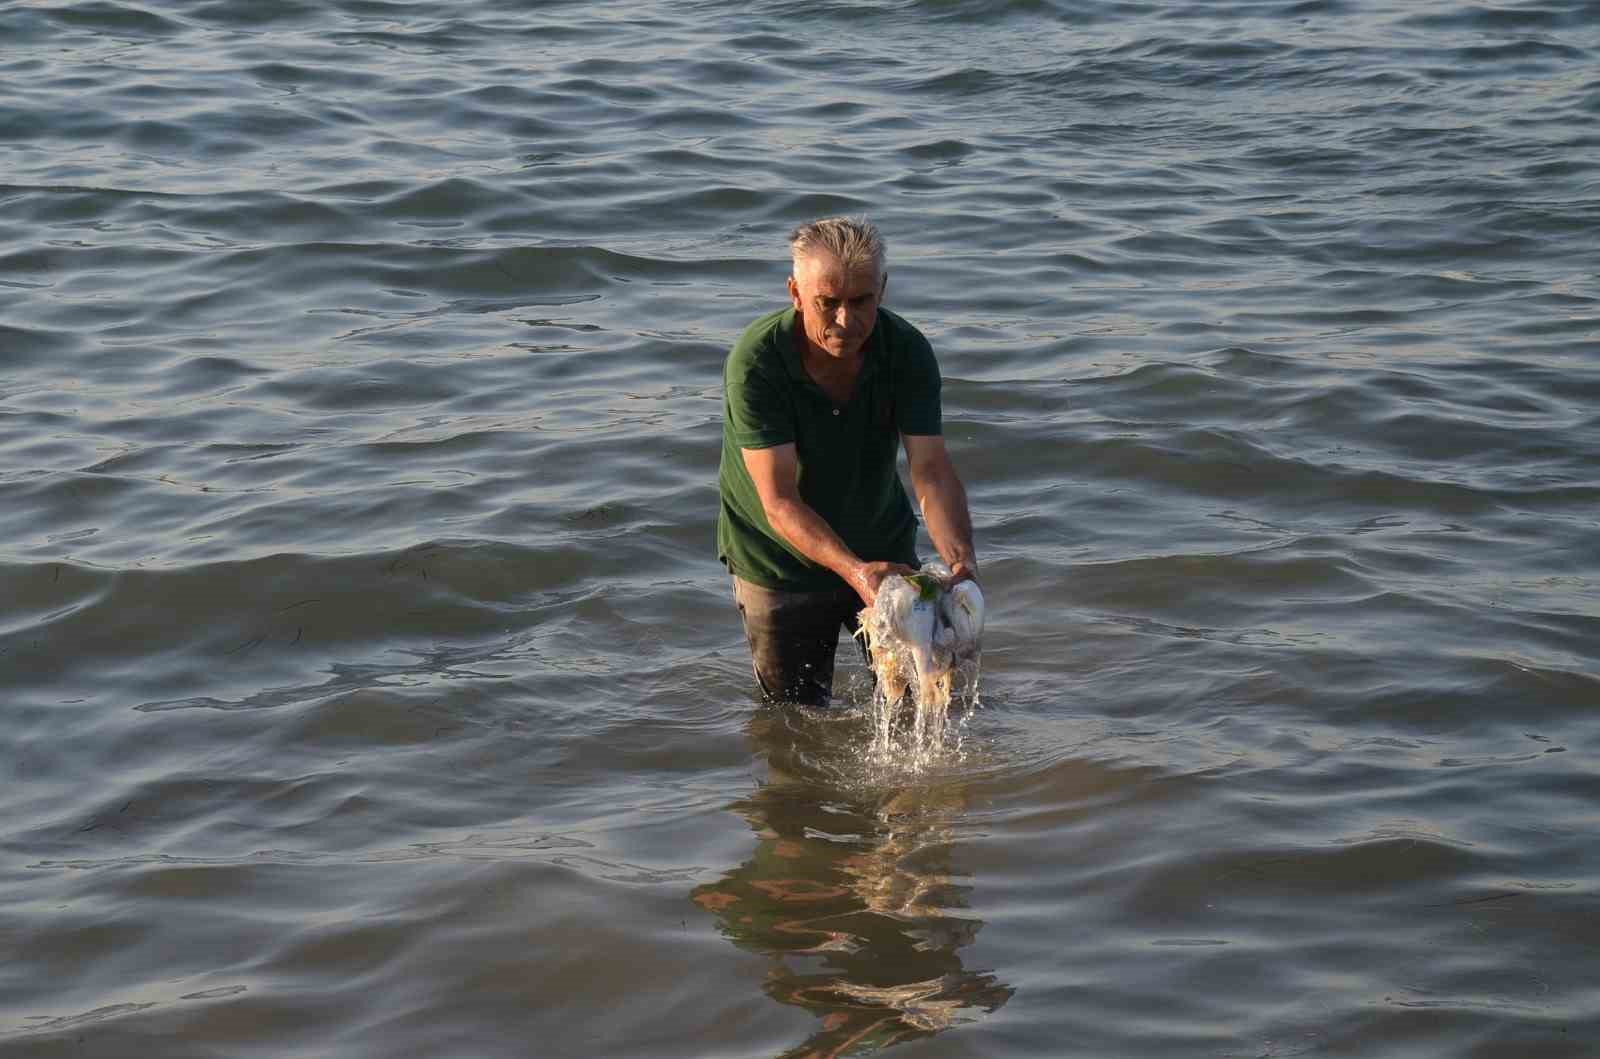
[789,216,886,278]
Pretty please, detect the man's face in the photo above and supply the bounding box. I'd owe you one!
[788,253,885,360]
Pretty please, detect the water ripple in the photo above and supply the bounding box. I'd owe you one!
[4,0,1599,1055]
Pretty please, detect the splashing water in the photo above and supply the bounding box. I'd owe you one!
[854,565,984,773]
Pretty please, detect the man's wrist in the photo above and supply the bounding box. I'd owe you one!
[844,559,875,592]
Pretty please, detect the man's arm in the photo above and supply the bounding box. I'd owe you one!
[742,443,916,606]
[902,433,978,585]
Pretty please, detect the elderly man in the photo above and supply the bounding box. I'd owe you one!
[717,216,979,706]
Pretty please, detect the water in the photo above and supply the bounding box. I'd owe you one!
[3,0,1597,1055]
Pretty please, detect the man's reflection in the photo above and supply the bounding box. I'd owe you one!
[692,707,1012,1058]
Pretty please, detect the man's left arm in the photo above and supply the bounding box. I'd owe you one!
[902,433,978,585]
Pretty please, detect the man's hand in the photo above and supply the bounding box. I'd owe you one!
[944,559,979,587]
[849,560,919,607]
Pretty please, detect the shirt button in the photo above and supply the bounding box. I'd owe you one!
[832,408,841,416]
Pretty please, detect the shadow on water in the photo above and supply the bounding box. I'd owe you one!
[691,707,1012,1058]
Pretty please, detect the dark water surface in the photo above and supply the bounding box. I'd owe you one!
[4,0,1598,1055]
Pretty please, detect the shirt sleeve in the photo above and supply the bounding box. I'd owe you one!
[725,340,794,450]
[894,326,943,437]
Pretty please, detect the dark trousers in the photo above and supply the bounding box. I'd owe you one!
[732,577,868,707]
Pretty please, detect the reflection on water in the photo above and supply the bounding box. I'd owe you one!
[692,709,1012,1058]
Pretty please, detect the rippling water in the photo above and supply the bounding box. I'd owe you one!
[4,1,1598,1055]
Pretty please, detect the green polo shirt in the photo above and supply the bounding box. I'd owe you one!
[717,306,943,591]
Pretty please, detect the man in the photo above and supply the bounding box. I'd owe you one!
[717,216,979,706]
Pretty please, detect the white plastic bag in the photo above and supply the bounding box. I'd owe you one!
[857,567,984,709]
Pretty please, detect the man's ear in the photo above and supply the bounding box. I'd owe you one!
[879,271,889,297]
[787,274,802,308]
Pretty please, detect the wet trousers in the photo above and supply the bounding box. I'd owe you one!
[732,577,869,707]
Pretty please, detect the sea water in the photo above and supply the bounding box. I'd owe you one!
[3,1,1597,1056]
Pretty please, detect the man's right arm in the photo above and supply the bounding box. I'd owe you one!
[741,443,913,606]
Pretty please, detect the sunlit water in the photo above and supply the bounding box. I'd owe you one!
[3,1,1598,1056]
